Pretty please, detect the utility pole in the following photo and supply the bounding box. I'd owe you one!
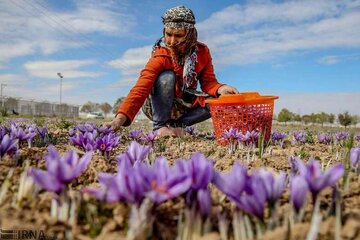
[1,83,7,108]
[57,72,63,105]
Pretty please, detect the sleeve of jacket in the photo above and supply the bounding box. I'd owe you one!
[198,46,223,96]
[117,55,165,126]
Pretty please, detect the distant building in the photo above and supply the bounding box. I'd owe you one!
[2,97,79,117]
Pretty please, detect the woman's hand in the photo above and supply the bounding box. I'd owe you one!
[103,113,128,131]
[217,85,239,96]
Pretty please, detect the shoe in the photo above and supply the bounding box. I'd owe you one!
[169,127,184,137]
[156,127,176,138]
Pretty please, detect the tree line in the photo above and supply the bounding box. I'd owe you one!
[80,97,125,118]
[276,108,358,128]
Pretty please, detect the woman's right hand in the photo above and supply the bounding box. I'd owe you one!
[103,113,128,131]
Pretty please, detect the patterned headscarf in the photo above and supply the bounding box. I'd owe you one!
[162,5,196,29]
[161,6,198,90]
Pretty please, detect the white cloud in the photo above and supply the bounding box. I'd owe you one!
[0,74,27,84]
[108,45,152,88]
[197,0,360,65]
[24,59,102,79]
[318,53,360,64]
[0,0,136,62]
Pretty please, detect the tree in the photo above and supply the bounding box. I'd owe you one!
[338,111,352,128]
[112,97,126,114]
[99,102,112,117]
[277,108,293,124]
[328,114,335,124]
[80,101,98,113]
[5,97,19,111]
[302,115,312,125]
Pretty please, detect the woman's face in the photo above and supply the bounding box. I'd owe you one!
[164,28,187,53]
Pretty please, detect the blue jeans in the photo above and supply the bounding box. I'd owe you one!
[150,71,211,130]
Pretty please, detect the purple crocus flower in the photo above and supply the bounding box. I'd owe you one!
[143,156,192,204]
[258,169,287,204]
[242,130,259,145]
[36,126,48,142]
[185,126,196,136]
[222,127,241,141]
[355,133,360,143]
[293,130,306,144]
[69,132,96,151]
[213,162,248,202]
[11,124,36,142]
[97,126,113,135]
[68,127,76,137]
[30,145,93,193]
[318,133,332,145]
[334,131,349,142]
[77,123,96,134]
[271,130,287,146]
[235,172,267,220]
[180,153,215,217]
[296,158,344,201]
[0,134,18,159]
[96,133,120,158]
[350,147,360,174]
[289,156,301,176]
[128,129,143,142]
[0,125,10,139]
[116,141,151,166]
[85,159,149,205]
[290,175,309,213]
[143,130,157,147]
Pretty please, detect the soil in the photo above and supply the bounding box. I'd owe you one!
[0,123,359,240]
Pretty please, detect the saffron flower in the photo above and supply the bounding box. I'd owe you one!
[68,127,76,137]
[293,130,306,144]
[213,162,248,202]
[183,153,214,217]
[185,126,196,136]
[128,129,143,142]
[334,131,349,142]
[96,133,120,159]
[271,130,287,147]
[30,145,93,193]
[317,133,332,145]
[350,147,360,174]
[0,134,18,159]
[222,127,241,153]
[258,169,287,204]
[236,172,267,220]
[69,132,96,151]
[116,141,151,166]
[143,156,192,204]
[296,158,344,201]
[98,126,113,135]
[77,123,96,134]
[290,175,309,214]
[36,126,48,142]
[143,130,157,147]
[355,133,360,143]
[240,130,260,146]
[84,161,149,205]
[11,124,36,144]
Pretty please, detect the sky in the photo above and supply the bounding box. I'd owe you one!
[0,0,359,115]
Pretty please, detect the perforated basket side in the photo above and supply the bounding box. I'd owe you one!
[208,101,275,145]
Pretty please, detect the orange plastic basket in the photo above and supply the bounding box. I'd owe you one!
[205,92,278,145]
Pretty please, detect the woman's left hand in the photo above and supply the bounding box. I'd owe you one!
[217,85,239,96]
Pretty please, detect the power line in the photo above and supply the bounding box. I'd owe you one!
[9,0,132,71]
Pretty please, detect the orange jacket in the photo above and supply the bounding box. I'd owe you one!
[117,42,223,126]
